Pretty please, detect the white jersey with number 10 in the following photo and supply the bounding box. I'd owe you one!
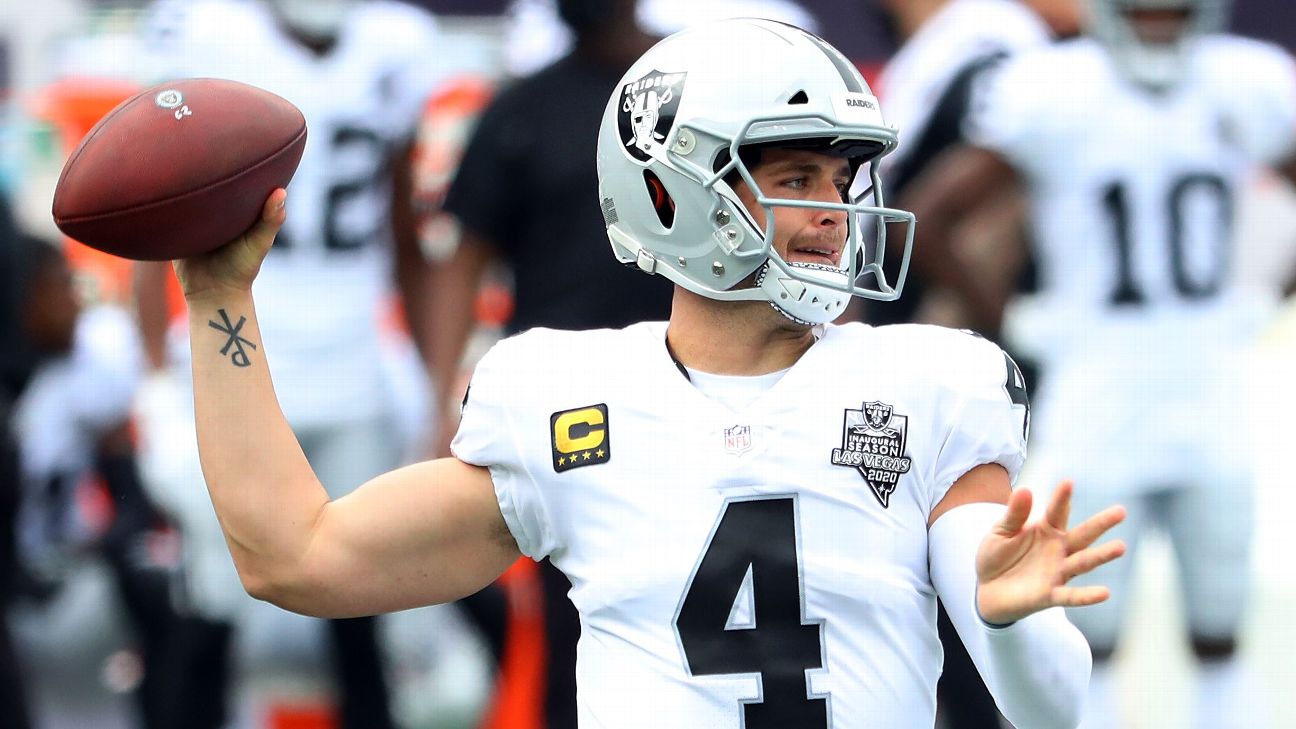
[968,35,1296,361]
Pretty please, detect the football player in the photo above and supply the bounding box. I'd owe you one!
[6,235,179,727]
[899,1,1296,727]
[173,19,1125,729]
[133,1,445,727]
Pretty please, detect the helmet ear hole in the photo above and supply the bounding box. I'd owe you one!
[787,89,809,105]
[643,170,676,228]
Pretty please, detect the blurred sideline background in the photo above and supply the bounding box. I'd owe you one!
[0,1,1294,728]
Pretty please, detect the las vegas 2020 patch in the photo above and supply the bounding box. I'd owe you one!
[830,401,913,507]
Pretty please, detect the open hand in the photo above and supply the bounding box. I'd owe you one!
[975,481,1126,625]
[173,189,287,301]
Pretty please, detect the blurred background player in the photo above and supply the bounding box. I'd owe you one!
[870,1,1080,726]
[432,6,667,726]
[900,0,1296,727]
[5,227,177,729]
[431,0,667,458]
[132,1,446,727]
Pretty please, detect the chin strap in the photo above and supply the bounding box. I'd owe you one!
[753,260,850,326]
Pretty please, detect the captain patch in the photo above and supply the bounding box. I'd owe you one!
[551,404,611,472]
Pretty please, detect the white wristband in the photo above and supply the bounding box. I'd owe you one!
[930,502,1091,729]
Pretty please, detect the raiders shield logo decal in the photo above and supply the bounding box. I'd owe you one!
[831,401,913,507]
[618,69,686,162]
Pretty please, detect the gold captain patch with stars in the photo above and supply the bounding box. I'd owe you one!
[550,404,611,472]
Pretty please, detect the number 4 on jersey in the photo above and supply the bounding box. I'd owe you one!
[1003,352,1030,441]
[674,497,828,728]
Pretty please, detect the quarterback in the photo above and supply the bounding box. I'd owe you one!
[176,19,1124,729]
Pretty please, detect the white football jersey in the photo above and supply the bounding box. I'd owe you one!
[144,0,443,425]
[967,35,1296,363]
[453,321,1028,729]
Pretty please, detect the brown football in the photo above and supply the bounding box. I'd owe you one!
[52,78,307,261]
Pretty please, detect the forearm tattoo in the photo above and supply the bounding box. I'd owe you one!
[208,309,257,367]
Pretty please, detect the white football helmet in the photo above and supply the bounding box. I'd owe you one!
[1085,0,1230,90]
[595,18,915,325]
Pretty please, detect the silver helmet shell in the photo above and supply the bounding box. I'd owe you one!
[595,18,915,325]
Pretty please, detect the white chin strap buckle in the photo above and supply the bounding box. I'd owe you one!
[635,248,657,274]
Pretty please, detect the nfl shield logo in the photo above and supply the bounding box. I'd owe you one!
[724,425,752,455]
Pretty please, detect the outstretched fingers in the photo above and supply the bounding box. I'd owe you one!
[1066,504,1127,553]
[1062,539,1126,580]
[1044,480,1073,531]
[1049,584,1112,608]
[994,487,1033,537]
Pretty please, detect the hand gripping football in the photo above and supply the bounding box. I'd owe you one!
[52,78,307,261]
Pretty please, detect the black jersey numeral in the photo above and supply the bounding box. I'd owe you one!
[674,497,828,728]
[1003,351,1030,440]
[1101,173,1232,306]
[275,125,388,253]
